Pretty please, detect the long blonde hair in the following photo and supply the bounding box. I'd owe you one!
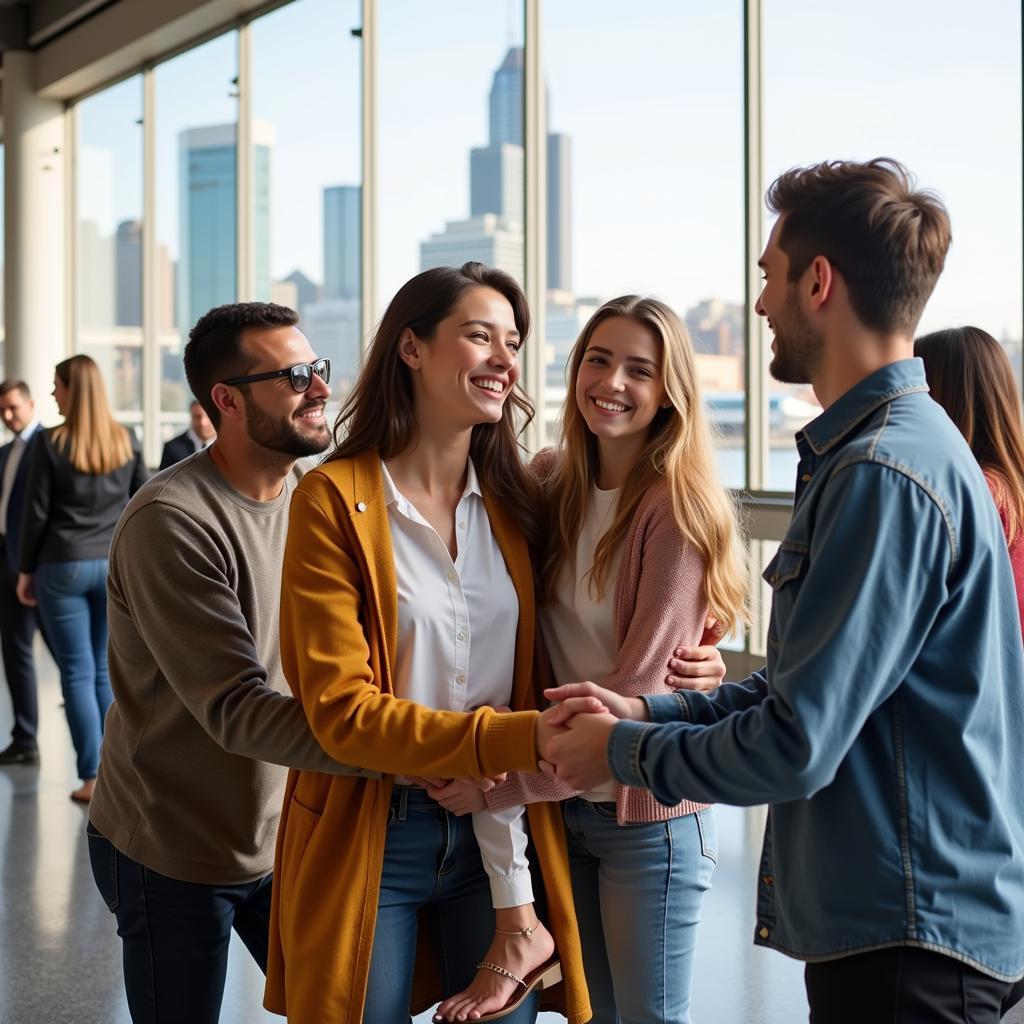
[541,296,749,636]
[51,355,133,475]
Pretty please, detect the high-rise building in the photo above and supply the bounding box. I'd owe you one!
[470,144,524,225]
[115,219,142,326]
[546,133,572,291]
[178,122,273,331]
[488,46,524,147]
[323,185,361,301]
[420,214,524,284]
[281,269,320,317]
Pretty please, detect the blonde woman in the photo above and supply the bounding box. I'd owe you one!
[435,296,747,1024]
[17,355,147,801]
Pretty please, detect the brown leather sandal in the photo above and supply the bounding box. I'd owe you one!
[470,959,562,1022]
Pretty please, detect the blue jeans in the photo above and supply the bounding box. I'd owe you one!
[563,799,716,1024]
[34,558,112,779]
[365,786,541,1024]
[87,821,272,1024]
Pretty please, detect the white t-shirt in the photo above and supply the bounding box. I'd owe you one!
[542,483,623,803]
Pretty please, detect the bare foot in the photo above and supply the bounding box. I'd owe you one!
[70,779,95,803]
[434,921,555,1022]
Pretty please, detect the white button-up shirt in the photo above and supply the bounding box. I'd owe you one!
[381,459,533,908]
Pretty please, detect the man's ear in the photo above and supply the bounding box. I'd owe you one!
[397,328,422,371]
[807,255,834,312]
[210,383,243,424]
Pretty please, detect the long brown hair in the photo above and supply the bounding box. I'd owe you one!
[915,326,1024,542]
[540,296,749,636]
[327,263,541,546]
[51,355,133,475]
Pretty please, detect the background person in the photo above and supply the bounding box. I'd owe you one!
[159,398,216,470]
[16,355,147,802]
[915,325,1024,632]
[0,379,46,765]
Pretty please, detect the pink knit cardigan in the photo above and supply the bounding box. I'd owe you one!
[486,450,711,824]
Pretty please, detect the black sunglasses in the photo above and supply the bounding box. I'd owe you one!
[222,358,331,393]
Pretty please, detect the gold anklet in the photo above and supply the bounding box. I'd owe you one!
[494,921,539,939]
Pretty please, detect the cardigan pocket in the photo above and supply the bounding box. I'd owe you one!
[280,796,322,900]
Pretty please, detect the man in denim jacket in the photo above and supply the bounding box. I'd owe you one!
[543,159,1024,1021]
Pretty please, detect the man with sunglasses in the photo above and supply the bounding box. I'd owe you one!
[86,302,370,1024]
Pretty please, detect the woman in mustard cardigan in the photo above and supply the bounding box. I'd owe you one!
[264,263,592,1024]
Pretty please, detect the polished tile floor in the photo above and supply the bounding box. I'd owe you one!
[2,642,1017,1023]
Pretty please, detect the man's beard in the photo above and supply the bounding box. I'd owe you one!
[768,287,822,385]
[242,391,330,457]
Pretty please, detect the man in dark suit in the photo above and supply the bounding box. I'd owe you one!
[0,379,45,763]
[159,399,215,470]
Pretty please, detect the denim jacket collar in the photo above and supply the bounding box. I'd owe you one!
[798,358,930,457]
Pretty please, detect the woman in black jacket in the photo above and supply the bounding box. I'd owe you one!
[16,355,148,802]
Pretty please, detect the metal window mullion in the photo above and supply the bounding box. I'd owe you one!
[743,0,767,494]
[142,68,160,466]
[523,0,545,454]
[360,0,378,351]
[236,22,253,301]
[65,103,77,360]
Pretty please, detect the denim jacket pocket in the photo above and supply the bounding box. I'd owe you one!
[763,544,808,651]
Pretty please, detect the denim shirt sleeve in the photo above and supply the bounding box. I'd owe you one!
[617,461,951,807]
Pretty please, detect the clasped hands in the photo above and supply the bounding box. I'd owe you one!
[412,638,725,812]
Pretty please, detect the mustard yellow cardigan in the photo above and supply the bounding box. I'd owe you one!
[263,451,590,1024]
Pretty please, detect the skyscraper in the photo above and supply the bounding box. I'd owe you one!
[420,214,524,283]
[488,46,525,147]
[546,133,572,292]
[323,185,361,301]
[178,122,273,332]
[115,219,142,327]
[425,47,571,291]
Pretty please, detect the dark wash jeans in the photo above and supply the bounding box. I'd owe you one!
[87,821,273,1024]
[805,946,1024,1024]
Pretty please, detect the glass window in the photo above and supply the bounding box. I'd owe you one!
[154,32,239,441]
[377,3,525,314]
[74,76,144,434]
[251,0,363,405]
[764,0,1023,490]
[543,1,745,482]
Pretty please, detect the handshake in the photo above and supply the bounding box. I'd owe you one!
[533,682,648,791]
[412,640,724,811]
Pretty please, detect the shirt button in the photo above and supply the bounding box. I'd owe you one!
[447,570,456,582]
[758,926,770,940]
[800,473,811,483]
[456,674,466,685]
[458,521,466,529]
[457,631,466,641]
[355,501,367,512]
[762,874,774,886]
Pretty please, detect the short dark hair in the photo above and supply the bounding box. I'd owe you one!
[184,302,299,427]
[0,379,31,400]
[766,158,951,336]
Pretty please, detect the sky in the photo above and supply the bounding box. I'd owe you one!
[73,0,1022,341]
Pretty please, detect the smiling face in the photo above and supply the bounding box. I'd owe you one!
[234,326,332,457]
[574,315,668,445]
[0,387,34,434]
[756,216,823,385]
[402,285,522,431]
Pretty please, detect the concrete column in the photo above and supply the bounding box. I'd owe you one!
[3,49,67,418]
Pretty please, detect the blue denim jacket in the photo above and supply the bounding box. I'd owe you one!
[609,359,1024,980]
